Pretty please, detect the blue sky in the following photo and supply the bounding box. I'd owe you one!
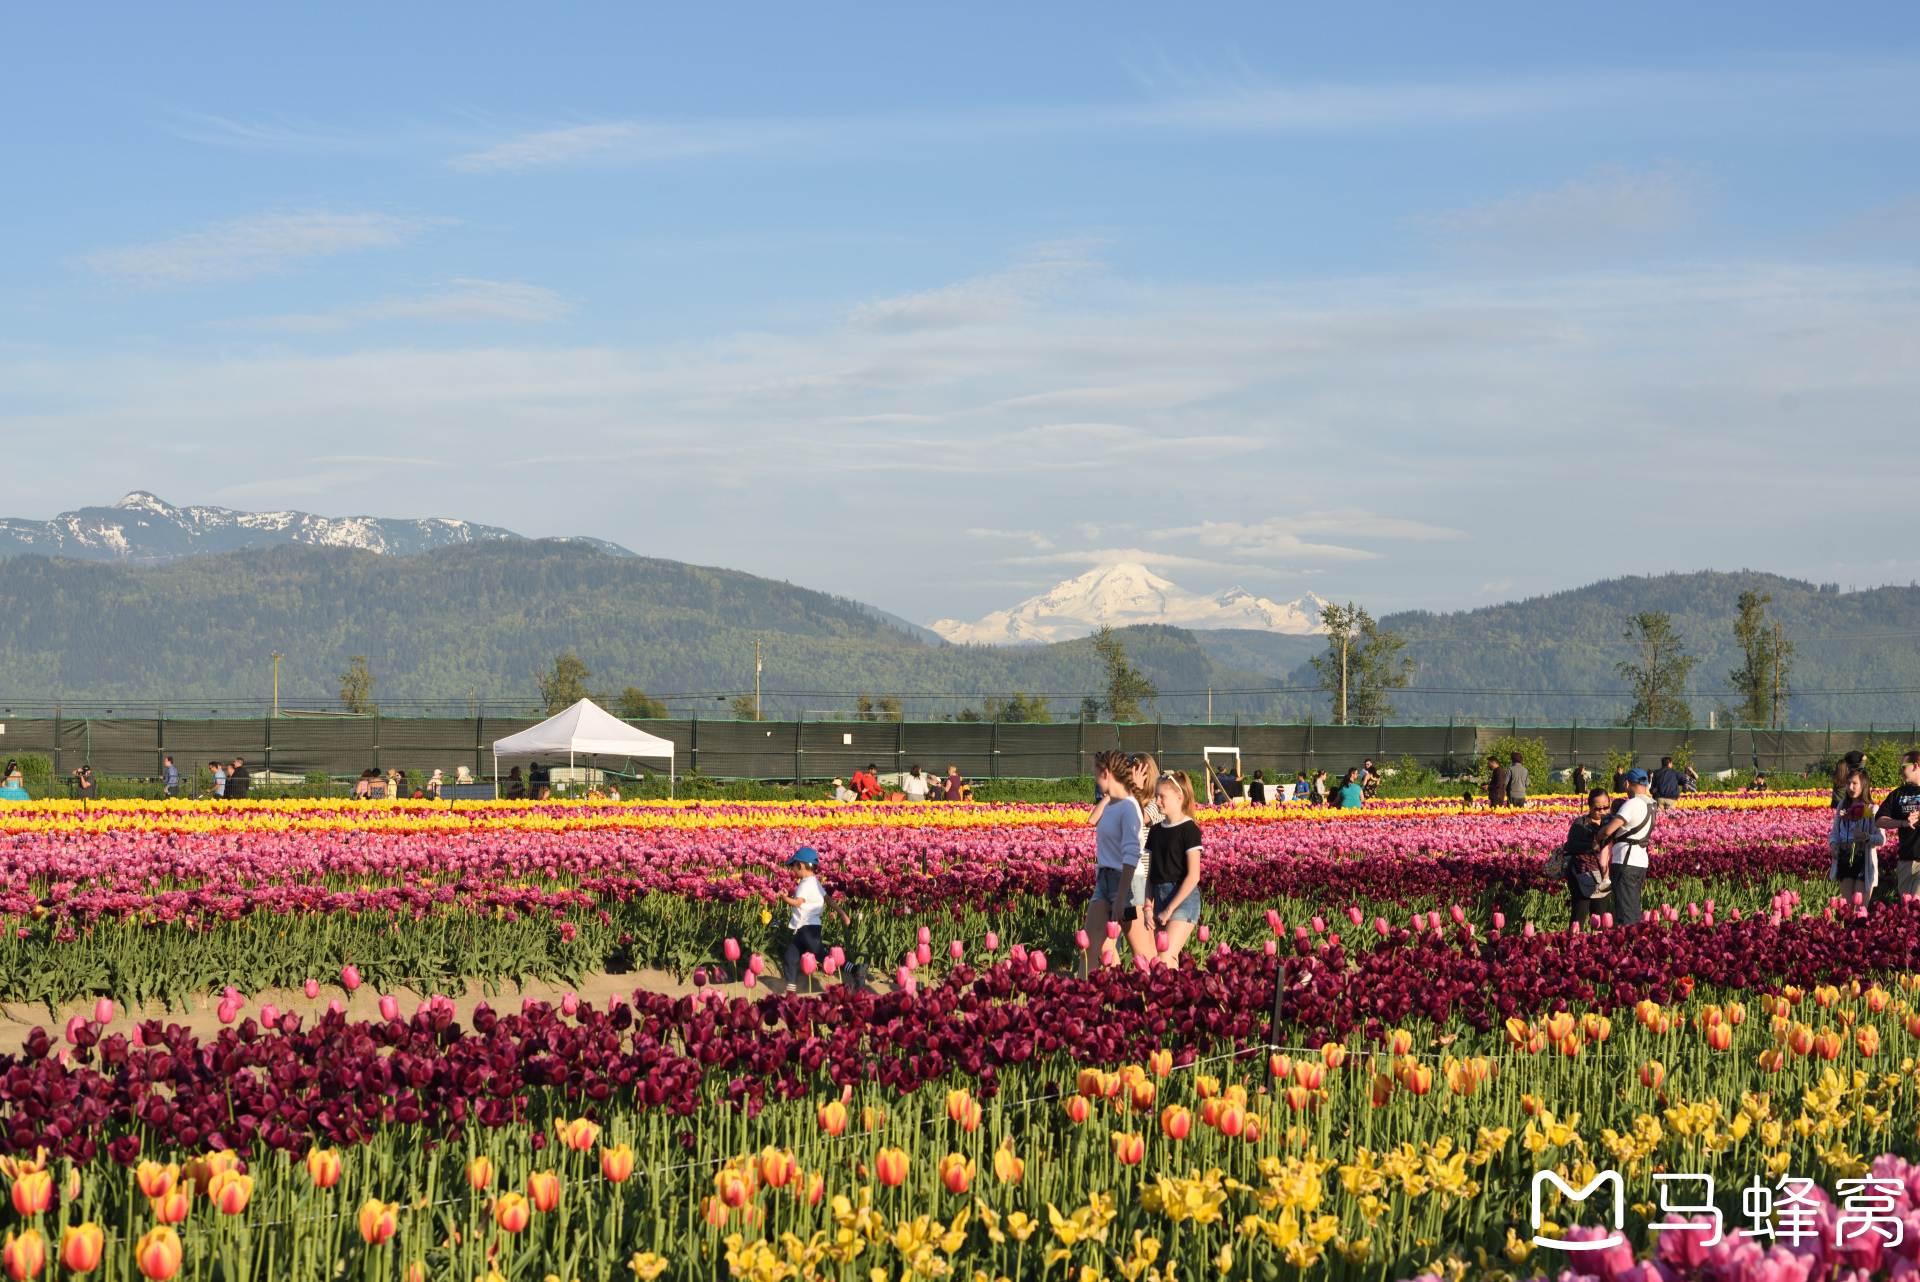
[5,3,1920,626]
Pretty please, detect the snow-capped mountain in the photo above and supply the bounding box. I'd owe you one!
[929,563,1332,645]
[0,492,636,564]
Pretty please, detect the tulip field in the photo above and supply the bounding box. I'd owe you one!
[7,790,1920,1279]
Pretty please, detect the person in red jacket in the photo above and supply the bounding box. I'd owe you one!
[853,764,882,801]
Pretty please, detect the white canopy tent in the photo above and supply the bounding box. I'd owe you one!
[490,699,676,799]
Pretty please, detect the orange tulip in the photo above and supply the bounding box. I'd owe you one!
[1110,1132,1145,1165]
[1504,1017,1532,1049]
[1160,1104,1193,1140]
[357,1199,399,1245]
[795,1171,825,1205]
[1370,1073,1394,1108]
[404,1264,428,1282]
[2,1230,44,1282]
[492,1192,531,1234]
[1444,1059,1476,1096]
[1294,1062,1325,1091]
[1545,1012,1576,1041]
[1581,1014,1611,1043]
[526,1171,561,1213]
[600,1145,635,1184]
[1520,1094,1544,1116]
[58,1224,102,1275]
[1812,1029,1844,1061]
[148,1186,191,1226]
[1706,1023,1733,1052]
[133,1227,181,1281]
[937,1154,974,1195]
[1194,1075,1219,1098]
[9,1172,50,1217]
[956,1097,983,1131]
[1224,1083,1248,1107]
[1526,1030,1548,1054]
[1557,1032,1583,1058]
[208,1170,252,1216]
[1727,1002,1748,1025]
[875,1148,910,1187]
[1267,1053,1292,1080]
[1198,1096,1223,1129]
[1403,1063,1434,1095]
[1788,1024,1816,1056]
[1320,1042,1348,1070]
[1075,1067,1104,1096]
[1386,1029,1413,1055]
[817,1099,848,1136]
[553,1118,600,1152]
[1857,1025,1882,1057]
[1215,1103,1246,1138]
[1284,1085,1313,1112]
[862,1106,887,1132]
[1867,988,1891,1013]
[1128,1079,1155,1113]
[1063,1095,1091,1125]
[465,1156,494,1190]
[1639,1061,1666,1090]
[1907,1013,1920,1040]
[305,1148,342,1189]
[945,1089,973,1123]
[759,1149,796,1190]
[1757,1048,1786,1072]
[1148,1049,1173,1078]
[699,1196,730,1228]
[992,1138,1024,1185]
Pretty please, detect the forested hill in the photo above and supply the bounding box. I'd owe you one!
[1243,571,1920,728]
[0,544,1290,720]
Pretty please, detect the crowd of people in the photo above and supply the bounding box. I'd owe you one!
[833,764,972,803]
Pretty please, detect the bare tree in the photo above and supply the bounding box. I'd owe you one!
[1617,612,1698,726]
[337,656,376,715]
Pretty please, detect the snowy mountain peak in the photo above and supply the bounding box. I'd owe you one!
[929,562,1332,646]
[0,494,638,565]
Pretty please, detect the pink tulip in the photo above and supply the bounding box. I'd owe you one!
[1705,899,1715,913]
[1328,933,1340,948]
[1134,955,1151,972]
[64,1016,84,1045]
[1730,907,1741,920]
[1492,912,1505,929]
[131,1026,145,1046]
[896,965,912,987]
[828,946,846,966]
[217,1000,237,1025]
[304,979,320,999]
[1076,930,1091,948]
[1410,912,1425,931]
[801,953,818,975]
[822,955,838,974]
[1197,924,1210,942]
[743,970,757,989]
[379,995,399,1021]
[1449,904,1465,924]
[1311,916,1325,934]
[949,940,964,961]
[747,954,765,976]
[1688,903,1699,918]
[983,932,998,952]
[1374,917,1389,936]
[327,998,344,1015]
[1601,913,1614,927]
[1263,940,1277,955]
[340,965,361,992]
[1029,951,1047,974]
[1010,944,1027,963]
[1854,892,1865,906]
[1265,908,1282,934]
[915,943,931,966]
[1523,923,1536,938]
[1347,906,1363,926]
[903,975,917,995]
[723,938,741,962]
[561,993,579,1017]
[260,1003,280,1025]
[1155,931,1169,953]
[904,951,917,970]
[1106,921,1121,940]
[94,997,115,1024]
[917,925,931,945]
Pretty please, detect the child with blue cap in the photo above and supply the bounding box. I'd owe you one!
[781,846,828,993]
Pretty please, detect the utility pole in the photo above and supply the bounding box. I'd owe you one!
[753,640,762,721]
[271,653,283,718]
[1771,620,1784,732]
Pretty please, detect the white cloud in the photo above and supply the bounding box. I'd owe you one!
[85,211,442,287]
[1161,513,1467,553]
[445,121,757,172]
[964,528,1056,550]
[221,280,572,332]
[850,243,1097,332]
[1418,165,1704,257]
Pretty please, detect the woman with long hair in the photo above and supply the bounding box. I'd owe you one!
[1831,768,1884,908]
[1143,771,1204,965]
[1079,749,1143,975]
[1120,753,1164,962]
[1562,788,1613,930]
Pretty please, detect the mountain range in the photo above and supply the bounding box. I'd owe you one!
[1,495,1918,726]
[0,492,635,563]
[931,563,1331,644]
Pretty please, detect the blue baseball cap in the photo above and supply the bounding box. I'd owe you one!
[787,846,819,866]
[1624,769,1649,785]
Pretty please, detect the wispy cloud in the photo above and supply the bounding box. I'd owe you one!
[219,280,573,333]
[85,211,444,287]
[445,121,755,172]
[850,243,1098,332]
[1417,165,1705,258]
[1161,513,1468,553]
[964,528,1056,550]
[994,547,1298,576]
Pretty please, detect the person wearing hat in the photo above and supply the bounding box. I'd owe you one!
[1589,769,1657,925]
[781,846,828,993]
[830,778,855,803]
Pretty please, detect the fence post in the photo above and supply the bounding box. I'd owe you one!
[373,708,381,772]
[157,707,166,778]
[1155,715,1162,761]
[691,714,700,776]
[895,718,905,776]
[1569,718,1578,774]
[795,718,805,784]
[1076,717,1085,778]
[53,705,61,778]
[265,712,273,779]
[474,715,484,784]
[1628,723,1636,766]
[1305,714,1315,776]
[990,721,1000,780]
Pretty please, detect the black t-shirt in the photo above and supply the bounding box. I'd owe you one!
[1145,819,1202,888]
[1876,784,1920,862]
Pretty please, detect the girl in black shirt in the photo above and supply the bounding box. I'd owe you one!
[1143,771,1205,965]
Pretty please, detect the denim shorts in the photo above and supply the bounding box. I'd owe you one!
[1090,866,1127,905]
[1152,884,1202,924]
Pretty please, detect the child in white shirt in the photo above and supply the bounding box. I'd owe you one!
[781,846,828,992]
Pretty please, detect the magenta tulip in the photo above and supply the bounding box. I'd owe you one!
[917,925,931,945]
[949,940,964,961]
[691,968,708,987]
[723,938,741,962]
[1197,924,1210,942]
[982,932,998,952]
[1076,930,1090,948]
[94,998,114,1024]
[801,953,817,975]
[916,942,931,966]
[340,965,361,992]
[304,979,320,999]
[260,1002,280,1025]
[379,995,399,1021]
[1029,951,1047,974]
[561,993,578,1016]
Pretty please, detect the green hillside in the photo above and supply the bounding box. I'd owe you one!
[1250,571,1920,727]
[0,544,1291,721]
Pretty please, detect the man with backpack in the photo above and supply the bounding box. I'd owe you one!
[1590,768,1656,925]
